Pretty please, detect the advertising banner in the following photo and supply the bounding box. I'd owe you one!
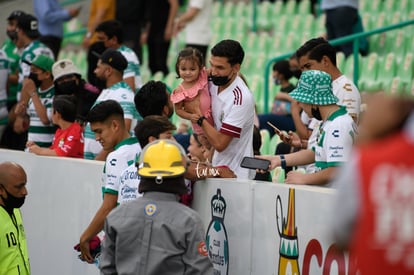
[193,179,349,275]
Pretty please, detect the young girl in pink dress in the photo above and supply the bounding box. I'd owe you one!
[171,47,213,135]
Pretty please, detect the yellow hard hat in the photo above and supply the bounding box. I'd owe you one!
[138,139,187,180]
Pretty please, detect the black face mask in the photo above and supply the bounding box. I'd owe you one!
[0,186,25,210]
[292,69,302,79]
[55,80,80,96]
[311,107,322,120]
[209,75,231,86]
[7,30,18,41]
[28,72,42,88]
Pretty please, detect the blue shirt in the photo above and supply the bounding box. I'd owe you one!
[33,0,71,38]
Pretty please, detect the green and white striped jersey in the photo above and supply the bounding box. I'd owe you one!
[83,81,140,160]
[27,85,55,147]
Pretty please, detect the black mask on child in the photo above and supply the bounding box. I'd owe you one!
[311,107,322,120]
[55,80,80,96]
[28,72,42,88]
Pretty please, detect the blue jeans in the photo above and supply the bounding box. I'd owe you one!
[325,6,358,57]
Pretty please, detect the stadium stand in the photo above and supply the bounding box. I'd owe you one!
[59,0,414,154]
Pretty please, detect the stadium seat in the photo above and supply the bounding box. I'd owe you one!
[358,52,379,92]
[164,72,179,92]
[212,1,223,17]
[152,71,165,81]
[257,1,273,30]
[376,53,397,91]
[271,1,284,18]
[269,133,281,155]
[396,53,413,87]
[336,52,346,73]
[260,129,271,155]
[271,167,285,183]
[283,0,297,15]
[385,77,411,97]
[297,0,311,15]
[62,18,84,47]
[273,14,291,36]
[248,74,264,112]
[360,0,382,14]
[343,53,363,80]
[370,12,389,30]
[234,1,248,18]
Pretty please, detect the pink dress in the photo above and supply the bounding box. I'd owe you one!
[171,68,213,134]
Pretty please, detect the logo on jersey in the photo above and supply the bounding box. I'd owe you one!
[197,241,208,256]
[232,86,243,105]
[109,159,117,166]
[343,83,353,92]
[332,130,340,138]
[144,203,157,217]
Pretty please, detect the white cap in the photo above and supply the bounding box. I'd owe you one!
[52,59,81,80]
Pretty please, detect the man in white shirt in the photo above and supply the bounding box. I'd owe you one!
[196,39,255,179]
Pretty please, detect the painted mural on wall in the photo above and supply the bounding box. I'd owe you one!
[276,188,301,274]
[206,188,229,275]
[276,188,351,274]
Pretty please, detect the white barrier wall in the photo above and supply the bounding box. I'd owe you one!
[192,179,349,275]
[0,149,345,275]
[0,149,103,275]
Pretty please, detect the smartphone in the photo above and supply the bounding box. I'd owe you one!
[240,157,270,170]
[266,121,290,139]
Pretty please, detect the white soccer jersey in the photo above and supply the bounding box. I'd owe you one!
[27,86,55,147]
[118,45,142,90]
[102,137,140,195]
[332,74,361,121]
[209,76,256,179]
[83,81,139,160]
[314,107,356,170]
[117,162,142,204]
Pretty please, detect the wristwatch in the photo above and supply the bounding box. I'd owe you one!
[280,155,287,170]
[197,116,206,126]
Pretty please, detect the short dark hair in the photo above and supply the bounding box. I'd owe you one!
[53,95,77,122]
[135,81,169,117]
[211,39,245,66]
[295,37,337,66]
[175,47,204,78]
[134,115,176,148]
[273,60,293,80]
[87,100,124,124]
[95,20,124,43]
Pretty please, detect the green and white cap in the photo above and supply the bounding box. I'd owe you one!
[290,70,338,105]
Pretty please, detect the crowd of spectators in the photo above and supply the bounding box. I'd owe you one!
[1,0,413,273]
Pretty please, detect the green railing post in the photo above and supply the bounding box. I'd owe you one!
[251,0,258,32]
[262,19,414,114]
